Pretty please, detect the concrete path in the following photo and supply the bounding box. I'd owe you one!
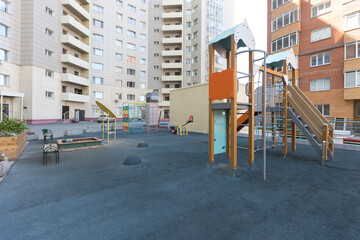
[0,131,359,239]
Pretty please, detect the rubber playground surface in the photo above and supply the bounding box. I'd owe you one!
[0,130,359,240]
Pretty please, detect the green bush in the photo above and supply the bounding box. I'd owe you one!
[0,118,29,137]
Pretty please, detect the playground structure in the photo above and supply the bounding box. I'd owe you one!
[96,101,117,143]
[122,102,159,134]
[208,20,335,178]
[170,115,194,135]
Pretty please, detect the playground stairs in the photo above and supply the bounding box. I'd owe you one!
[287,84,334,158]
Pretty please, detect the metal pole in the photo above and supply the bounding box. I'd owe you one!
[263,53,267,180]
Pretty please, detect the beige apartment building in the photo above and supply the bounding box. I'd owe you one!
[147,0,234,118]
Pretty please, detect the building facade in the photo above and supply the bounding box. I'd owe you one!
[267,0,360,122]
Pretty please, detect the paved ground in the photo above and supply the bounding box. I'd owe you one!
[1,131,359,240]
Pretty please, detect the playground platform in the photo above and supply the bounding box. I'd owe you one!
[0,130,359,239]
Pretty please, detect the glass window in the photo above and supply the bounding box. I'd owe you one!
[93,4,104,14]
[1,0,9,13]
[0,74,9,86]
[116,53,122,60]
[0,23,9,37]
[92,62,103,70]
[127,43,136,50]
[0,48,9,61]
[92,91,103,99]
[93,48,103,56]
[345,42,356,59]
[93,19,104,28]
[116,39,122,46]
[92,77,103,85]
[93,34,104,42]
[345,71,356,88]
[116,26,122,33]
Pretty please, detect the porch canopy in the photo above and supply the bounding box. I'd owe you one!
[0,90,24,121]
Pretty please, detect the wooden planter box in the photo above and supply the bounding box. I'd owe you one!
[0,131,27,161]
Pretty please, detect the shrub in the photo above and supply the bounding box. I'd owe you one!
[0,118,29,137]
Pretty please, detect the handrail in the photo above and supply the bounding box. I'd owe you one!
[63,111,69,120]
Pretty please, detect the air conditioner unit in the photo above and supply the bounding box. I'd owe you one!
[114,99,119,103]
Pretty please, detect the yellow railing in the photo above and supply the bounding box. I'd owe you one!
[176,126,188,136]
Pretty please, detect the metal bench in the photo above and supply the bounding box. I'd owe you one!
[43,143,59,165]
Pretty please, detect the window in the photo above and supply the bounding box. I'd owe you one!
[140,21,146,28]
[315,104,330,117]
[45,69,53,77]
[186,71,191,77]
[0,48,9,61]
[116,0,123,7]
[311,26,331,42]
[154,29,159,33]
[128,4,136,12]
[116,80,122,86]
[187,22,191,27]
[92,77,103,84]
[186,34,191,40]
[154,77,159,81]
[93,34,104,42]
[344,11,360,31]
[345,41,360,59]
[312,1,331,17]
[141,0,146,3]
[272,8,300,32]
[271,32,298,52]
[345,70,360,88]
[45,7,53,15]
[1,0,9,13]
[154,17,160,21]
[193,44,198,51]
[93,19,104,28]
[93,48,103,56]
[140,9,146,15]
[140,46,146,53]
[127,94,135,100]
[127,69,136,75]
[186,46,191,52]
[116,107,122,115]
[186,9,191,15]
[193,18,198,26]
[45,91,54,98]
[186,58,191,64]
[310,52,330,67]
[127,56,136,63]
[154,53,159,57]
[192,69,198,76]
[0,23,9,37]
[93,4,104,14]
[93,91,103,99]
[154,41,159,45]
[154,4,160,8]
[45,28,53,36]
[115,66,122,73]
[45,49,53,56]
[154,65,159,69]
[127,43,136,50]
[127,81,135,88]
[192,56,198,63]
[75,88,83,95]
[357,103,360,117]
[140,59,146,64]
[116,53,122,60]
[140,71,146,77]
[140,95,145,102]
[117,13,123,20]
[116,93,122,100]
[92,107,100,115]
[193,31,198,38]
[140,34,146,40]
[116,26,123,33]
[310,78,330,91]
[128,17,136,25]
[272,0,291,11]
[0,74,9,86]
[92,62,103,70]
[127,30,136,38]
[116,39,122,46]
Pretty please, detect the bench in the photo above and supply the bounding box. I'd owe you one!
[43,143,59,165]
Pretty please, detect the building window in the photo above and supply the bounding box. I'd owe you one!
[116,39,122,46]
[192,57,198,63]
[311,26,331,42]
[187,22,191,27]
[344,11,360,31]
[310,52,330,67]
[128,17,136,25]
[140,46,146,53]
[154,53,159,57]
[128,4,136,12]
[74,88,82,95]
[357,103,360,117]
[272,0,291,11]
[93,48,103,56]
[116,0,123,7]
[140,71,146,77]
[140,59,146,64]
[93,34,104,42]
[154,77,159,81]
[45,7,53,15]
[154,4,160,8]
[193,44,198,51]
[93,19,104,28]
[93,4,104,14]
[117,13,123,20]
[115,66,122,73]
[0,74,9,86]
[193,18,198,26]
[271,7,300,32]
[127,94,135,100]
[141,0,146,3]
[93,91,104,99]
[127,81,135,88]
[186,58,191,64]
[140,21,146,28]
[0,23,9,37]
[92,62,103,70]
[192,69,198,76]
[154,65,159,69]
[154,41,159,45]
[116,93,122,100]
[92,107,100,115]
[186,9,191,15]
[45,28,53,36]
[127,56,136,63]
[140,34,146,40]
[345,70,360,88]
[345,41,360,60]
[127,43,136,50]
[140,9,146,15]
[127,69,136,75]
[116,53,122,60]
[127,30,136,38]
[186,71,191,77]
[45,49,53,56]
[0,0,9,13]
[154,17,159,21]
[193,31,198,38]
[92,77,103,85]
[312,1,331,18]
[45,91,54,98]
[0,48,9,61]
[315,104,330,117]
[154,29,159,32]
[45,69,53,77]
[310,78,330,92]
[271,32,298,52]
[116,26,122,33]
[116,80,122,86]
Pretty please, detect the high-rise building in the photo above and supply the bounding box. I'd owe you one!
[147,0,234,118]
[267,0,360,123]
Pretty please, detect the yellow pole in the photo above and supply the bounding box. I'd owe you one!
[114,116,116,141]
[102,110,104,141]
[107,112,110,143]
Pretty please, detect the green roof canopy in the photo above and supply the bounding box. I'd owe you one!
[265,50,290,68]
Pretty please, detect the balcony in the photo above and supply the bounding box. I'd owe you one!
[61,15,90,37]
[162,11,182,19]
[162,63,182,69]
[162,50,183,56]
[162,88,176,94]
[162,75,183,82]
[61,34,89,53]
[162,37,183,44]
[163,0,183,7]
[62,73,89,86]
[61,0,90,20]
[162,24,182,32]
[158,101,170,107]
[61,54,89,70]
[344,87,360,100]
[62,92,90,103]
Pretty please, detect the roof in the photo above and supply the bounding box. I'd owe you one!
[265,50,290,68]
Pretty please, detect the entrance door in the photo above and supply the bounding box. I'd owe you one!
[79,110,85,121]
[2,104,9,118]
[62,106,69,119]
[75,109,80,120]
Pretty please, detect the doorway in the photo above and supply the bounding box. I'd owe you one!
[62,106,69,120]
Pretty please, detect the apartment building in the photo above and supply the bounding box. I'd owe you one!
[267,0,360,122]
[147,0,233,118]
[0,0,148,123]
